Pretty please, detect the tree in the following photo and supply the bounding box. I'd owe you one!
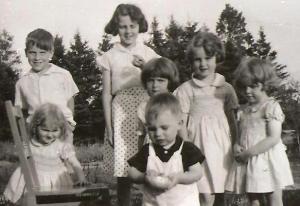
[0,30,21,140]
[51,35,67,69]
[65,32,102,140]
[97,33,113,56]
[146,17,166,56]
[216,4,255,83]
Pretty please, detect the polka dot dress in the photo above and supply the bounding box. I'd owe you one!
[102,87,148,177]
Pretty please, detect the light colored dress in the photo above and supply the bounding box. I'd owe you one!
[226,98,294,193]
[174,73,238,193]
[4,139,75,203]
[143,143,199,206]
[97,41,159,177]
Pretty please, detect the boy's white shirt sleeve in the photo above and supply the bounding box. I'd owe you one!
[65,71,79,99]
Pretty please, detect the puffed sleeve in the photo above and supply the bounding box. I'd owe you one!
[96,53,111,71]
[224,83,239,110]
[60,143,76,160]
[265,100,285,122]
[173,85,191,114]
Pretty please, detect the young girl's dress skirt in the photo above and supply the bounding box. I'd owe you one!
[4,140,73,203]
[102,87,148,177]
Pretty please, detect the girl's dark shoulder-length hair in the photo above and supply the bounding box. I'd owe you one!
[186,31,225,63]
[105,4,148,36]
[141,57,180,92]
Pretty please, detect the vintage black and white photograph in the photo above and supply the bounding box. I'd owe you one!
[0,0,299,205]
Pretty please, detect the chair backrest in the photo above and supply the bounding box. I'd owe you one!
[5,100,40,191]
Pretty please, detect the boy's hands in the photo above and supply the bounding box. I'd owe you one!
[132,55,145,68]
[145,170,171,192]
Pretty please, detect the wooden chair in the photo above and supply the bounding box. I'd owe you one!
[5,100,110,206]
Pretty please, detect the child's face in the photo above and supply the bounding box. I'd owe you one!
[241,83,265,105]
[118,15,139,48]
[192,47,216,80]
[26,45,53,73]
[37,120,61,145]
[146,77,169,96]
[146,109,181,149]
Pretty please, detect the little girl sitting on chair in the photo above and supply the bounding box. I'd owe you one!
[4,103,88,204]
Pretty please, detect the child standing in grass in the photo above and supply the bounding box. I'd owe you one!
[15,28,79,143]
[174,31,238,206]
[226,57,294,206]
[128,93,205,206]
[137,57,180,147]
[4,103,88,205]
[98,4,159,206]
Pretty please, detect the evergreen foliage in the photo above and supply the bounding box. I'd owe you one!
[0,30,20,141]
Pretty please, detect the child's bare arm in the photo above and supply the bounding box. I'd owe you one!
[128,166,146,184]
[178,113,189,141]
[67,156,88,185]
[236,119,281,162]
[102,68,113,146]
[168,162,203,188]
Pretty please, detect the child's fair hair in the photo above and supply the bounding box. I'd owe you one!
[141,57,180,92]
[25,28,54,52]
[234,56,281,92]
[105,4,148,36]
[145,93,181,123]
[28,103,69,142]
[186,31,225,63]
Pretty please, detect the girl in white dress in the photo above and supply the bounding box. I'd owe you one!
[4,103,87,205]
[98,4,159,206]
[226,57,294,206]
[174,32,238,206]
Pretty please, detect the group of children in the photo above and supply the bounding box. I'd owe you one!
[3,3,294,206]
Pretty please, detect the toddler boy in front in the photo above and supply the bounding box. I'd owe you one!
[128,93,205,206]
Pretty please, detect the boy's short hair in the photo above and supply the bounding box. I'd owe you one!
[145,93,181,123]
[25,28,54,52]
[233,56,281,92]
[186,31,225,63]
[141,57,180,92]
[105,4,148,36]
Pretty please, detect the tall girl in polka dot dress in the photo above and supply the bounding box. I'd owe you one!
[97,4,159,206]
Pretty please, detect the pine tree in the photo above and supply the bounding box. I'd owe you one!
[51,35,67,68]
[65,32,102,140]
[0,30,21,140]
[97,33,113,56]
[216,4,255,83]
[146,17,166,56]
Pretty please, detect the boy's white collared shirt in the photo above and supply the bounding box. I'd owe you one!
[15,64,79,125]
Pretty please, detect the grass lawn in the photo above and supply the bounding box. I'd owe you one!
[0,141,299,206]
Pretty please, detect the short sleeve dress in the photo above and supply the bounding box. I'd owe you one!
[97,42,159,177]
[174,73,238,193]
[226,98,294,193]
[4,139,75,203]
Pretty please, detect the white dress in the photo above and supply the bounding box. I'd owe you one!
[226,98,294,193]
[174,73,238,193]
[4,139,75,203]
[97,42,159,177]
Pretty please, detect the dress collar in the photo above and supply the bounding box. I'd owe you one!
[244,97,274,113]
[191,73,225,88]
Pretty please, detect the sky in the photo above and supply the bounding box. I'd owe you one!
[1,0,300,79]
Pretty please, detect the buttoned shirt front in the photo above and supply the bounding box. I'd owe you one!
[15,64,79,125]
